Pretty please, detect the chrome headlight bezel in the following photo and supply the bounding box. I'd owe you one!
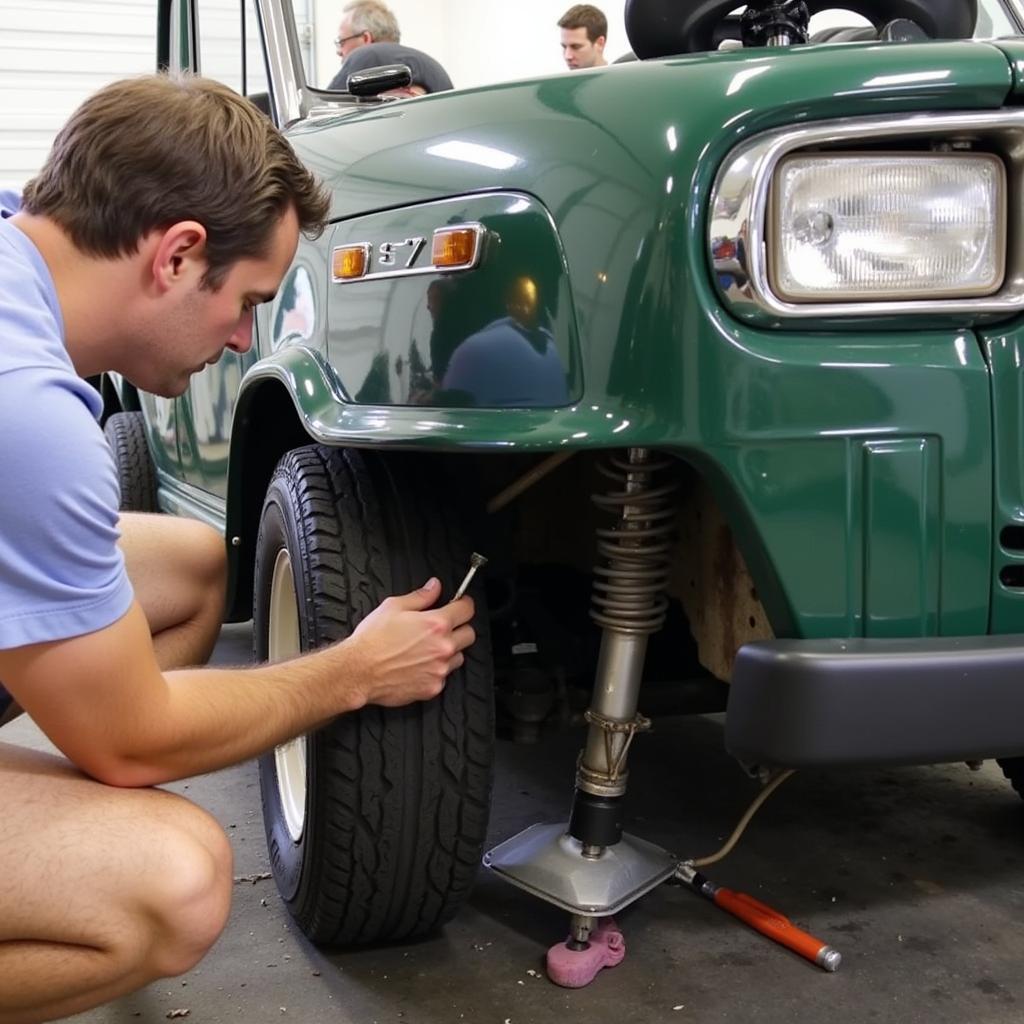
[708,111,1024,323]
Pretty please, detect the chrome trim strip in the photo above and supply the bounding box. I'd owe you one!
[337,263,480,284]
[156,472,226,532]
[1001,0,1024,33]
[332,223,488,284]
[259,0,314,126]
[709,110,1024,322]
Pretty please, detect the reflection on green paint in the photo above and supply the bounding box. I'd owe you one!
[325,193,580,408]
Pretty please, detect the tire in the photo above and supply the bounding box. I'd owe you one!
[253,445,494,946]
[998,757,1024,798]
[103,411,158,512]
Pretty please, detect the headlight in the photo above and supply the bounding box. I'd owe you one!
[769,153,1006,302]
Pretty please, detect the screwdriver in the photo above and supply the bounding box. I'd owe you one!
[449,552,487,603]
[677,864,841,972]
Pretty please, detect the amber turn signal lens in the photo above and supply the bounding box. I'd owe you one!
[332,245,369,280]
[432,227,480,269]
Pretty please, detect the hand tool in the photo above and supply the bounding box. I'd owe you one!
[676,863,841,971]
[450,552,487,602]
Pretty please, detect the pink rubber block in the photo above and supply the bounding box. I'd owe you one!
[546,917,626,988]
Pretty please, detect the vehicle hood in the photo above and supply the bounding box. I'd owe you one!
[288,38,1015,221]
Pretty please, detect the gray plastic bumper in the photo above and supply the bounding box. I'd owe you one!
[725,635,1024,769]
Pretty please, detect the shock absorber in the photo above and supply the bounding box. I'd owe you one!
[568,447,676,856]
[483,447,681,983]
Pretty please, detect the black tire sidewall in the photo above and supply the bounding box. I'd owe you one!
[252,445,494,945]
[103,411,158,513]
[253,480,321,904]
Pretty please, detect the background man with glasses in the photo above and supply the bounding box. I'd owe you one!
[333,0,400,61]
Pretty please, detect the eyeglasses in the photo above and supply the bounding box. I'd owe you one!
[333,32,363,48]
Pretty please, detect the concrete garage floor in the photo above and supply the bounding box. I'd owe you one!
[11,622,1024,1024]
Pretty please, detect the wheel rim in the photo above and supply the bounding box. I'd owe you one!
[269,547,307,843]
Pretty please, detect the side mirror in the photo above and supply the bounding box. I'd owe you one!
[347,63,413,97]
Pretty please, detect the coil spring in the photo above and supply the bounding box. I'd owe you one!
[589,450,677,634]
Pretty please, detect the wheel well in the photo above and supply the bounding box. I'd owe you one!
[119,386,142,413]
[383,448,780,682]
[225,414,782,677]
[96,374,142,424]
[223,381,318,621]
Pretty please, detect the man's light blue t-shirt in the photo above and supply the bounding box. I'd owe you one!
[0,192,133,713]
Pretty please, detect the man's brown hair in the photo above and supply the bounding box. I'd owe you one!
[21,74,331,288]
[557,4,608,42]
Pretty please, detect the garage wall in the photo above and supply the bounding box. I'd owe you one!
[2,0,556,191]
[0,2,948,194]
[308,3,871,94]
[0,0,158,192]
[310,0,629,91]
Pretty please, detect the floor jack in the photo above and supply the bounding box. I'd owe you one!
[485,776,843,986]
[483,447,840,987]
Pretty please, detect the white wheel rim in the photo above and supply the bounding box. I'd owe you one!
[269,547,307,843]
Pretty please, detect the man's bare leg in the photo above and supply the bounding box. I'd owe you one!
[0,514,227,728]
[0,516,232,1020]
[118,513,227,670]
[0,743,233,1024]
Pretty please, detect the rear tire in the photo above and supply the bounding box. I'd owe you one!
[103,411,158,512]
[253,445,494,946]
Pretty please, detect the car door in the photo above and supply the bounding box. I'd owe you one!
[173,0,269,496]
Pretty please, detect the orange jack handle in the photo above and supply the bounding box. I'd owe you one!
[712,888,841,971]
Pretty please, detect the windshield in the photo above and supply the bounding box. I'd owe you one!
[290,0,1023,96]
[978,0,1022,35]
[776,0,1018,41]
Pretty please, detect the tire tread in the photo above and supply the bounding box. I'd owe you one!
[255,446,493,946]
[103,411,158,512]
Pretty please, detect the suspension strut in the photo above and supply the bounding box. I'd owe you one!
[568,448,677,855]
[740,0,810,47]
[482,447,681,983]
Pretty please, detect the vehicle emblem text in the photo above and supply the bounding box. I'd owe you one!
[377,237,426,269]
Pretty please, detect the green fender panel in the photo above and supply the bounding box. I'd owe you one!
[325,193,582,409]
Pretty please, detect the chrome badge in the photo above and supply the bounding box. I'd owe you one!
[332,223,486,283]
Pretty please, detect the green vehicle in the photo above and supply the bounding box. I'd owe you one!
[106,0,1024,965]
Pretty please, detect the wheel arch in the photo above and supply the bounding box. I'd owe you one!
[96,373,142,423]
[223,375,316,621]
[223,355,788,668]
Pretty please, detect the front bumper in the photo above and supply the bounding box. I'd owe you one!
[726,636,1024,768]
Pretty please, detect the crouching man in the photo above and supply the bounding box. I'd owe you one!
[0,73,475,1024]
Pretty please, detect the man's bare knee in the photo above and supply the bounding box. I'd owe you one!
[120,514,226,607]
[186,519,228,589]
[120,514,228,668]
[176,520,227,632]
[146,807,234,977]
[169,519,228,614]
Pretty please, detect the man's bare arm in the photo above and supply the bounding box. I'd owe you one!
[0,580,474,787]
